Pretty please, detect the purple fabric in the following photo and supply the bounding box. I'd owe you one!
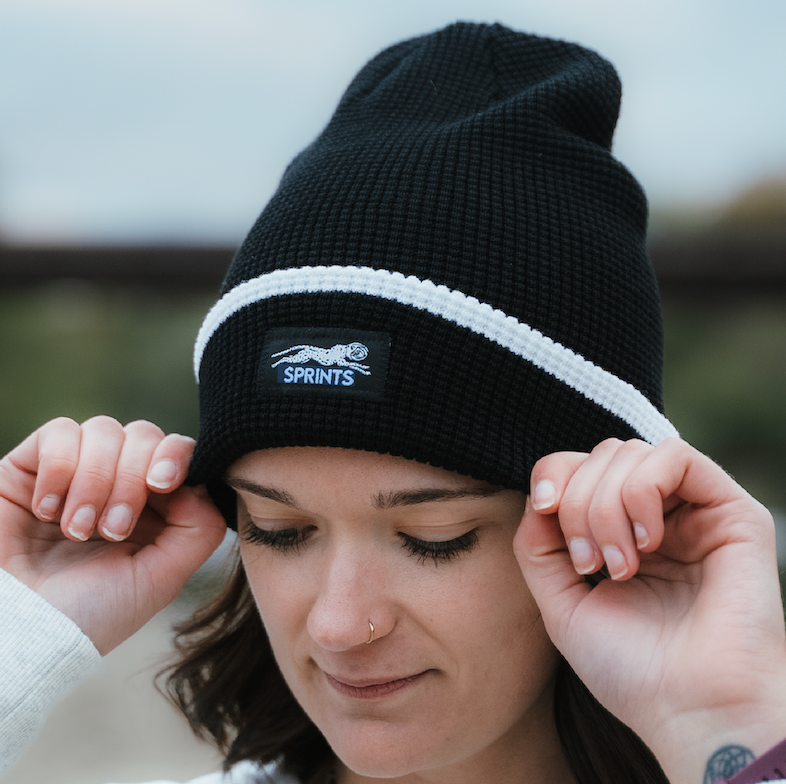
[727,738,786,784]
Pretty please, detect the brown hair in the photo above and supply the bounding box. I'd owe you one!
[161,561,668,784]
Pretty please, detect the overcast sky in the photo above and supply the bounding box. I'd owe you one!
[1,0,785,244]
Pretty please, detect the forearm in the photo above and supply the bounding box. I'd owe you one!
[0,568,102,774]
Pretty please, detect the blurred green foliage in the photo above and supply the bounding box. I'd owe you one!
[662,297,786,512]
[1,283,784,515]
[0,283,212,450]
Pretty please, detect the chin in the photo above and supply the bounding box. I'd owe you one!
[324,721,456,778]
[335,750,425,779]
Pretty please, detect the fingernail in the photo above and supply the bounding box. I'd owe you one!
[38,494,61,520]
[633,522,649,549]
[102,504,132,541]
[147,459,178,489]
[568,538,597,574]
[67,506,96,540]
[602,545,627,580]
[532,480,556,510]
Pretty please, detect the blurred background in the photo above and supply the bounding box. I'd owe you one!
[1,0,785,782]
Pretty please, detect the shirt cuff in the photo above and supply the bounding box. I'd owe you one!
[726,737,786,784]
[0,569,102,773]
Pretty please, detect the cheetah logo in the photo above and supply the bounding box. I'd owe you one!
[270,342,371,375]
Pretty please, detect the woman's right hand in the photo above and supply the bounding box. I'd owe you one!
[0,416,227,655]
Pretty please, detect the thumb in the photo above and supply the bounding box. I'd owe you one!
[513,501,592,649]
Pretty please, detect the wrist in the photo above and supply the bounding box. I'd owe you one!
[646,699,786,784]
[723,736,786,784]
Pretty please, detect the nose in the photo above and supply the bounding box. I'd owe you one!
[306,543,392,651]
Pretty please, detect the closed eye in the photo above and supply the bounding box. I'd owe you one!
[242,521,313,553]
[398,530,479,565]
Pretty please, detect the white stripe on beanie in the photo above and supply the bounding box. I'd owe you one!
[194,265,679,445]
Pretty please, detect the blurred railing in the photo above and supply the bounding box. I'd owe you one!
[0,244,234,290]
[649,235,786,297]
[2,237,785,295]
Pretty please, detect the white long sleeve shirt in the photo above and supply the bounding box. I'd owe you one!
[0,569,296,784]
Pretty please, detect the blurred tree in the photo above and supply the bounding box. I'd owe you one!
[714,176,786,236]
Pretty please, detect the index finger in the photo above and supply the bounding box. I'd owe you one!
[529,450,591,512]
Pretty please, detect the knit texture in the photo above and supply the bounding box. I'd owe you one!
[189,22,671,521]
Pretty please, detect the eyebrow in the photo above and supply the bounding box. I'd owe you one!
[225,477,503,510]
[225,477,298,507]
[372,486,503,509]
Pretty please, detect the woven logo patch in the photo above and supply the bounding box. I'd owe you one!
[257,328,390,399]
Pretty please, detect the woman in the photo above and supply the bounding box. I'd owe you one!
[2,22,786,784]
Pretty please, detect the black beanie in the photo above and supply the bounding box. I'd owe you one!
[189,22,677,522]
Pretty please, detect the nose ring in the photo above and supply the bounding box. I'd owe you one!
[366,620,375,644]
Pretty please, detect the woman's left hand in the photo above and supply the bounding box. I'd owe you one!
[514,437,786,784]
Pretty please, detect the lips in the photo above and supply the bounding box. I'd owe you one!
[324,670,428,699]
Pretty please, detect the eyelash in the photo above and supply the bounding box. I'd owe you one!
[242,523,311,553]
[399,530,479,564]
[241,523,479,564]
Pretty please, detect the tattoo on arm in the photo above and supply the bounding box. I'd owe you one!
[703,745,756,784]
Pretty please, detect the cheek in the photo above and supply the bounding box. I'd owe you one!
[439,552,554,675]
[396,553,560,763]
[444,564,560,737]
[240,546,310,655]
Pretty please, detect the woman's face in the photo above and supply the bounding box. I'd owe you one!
[230,447,564,780]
